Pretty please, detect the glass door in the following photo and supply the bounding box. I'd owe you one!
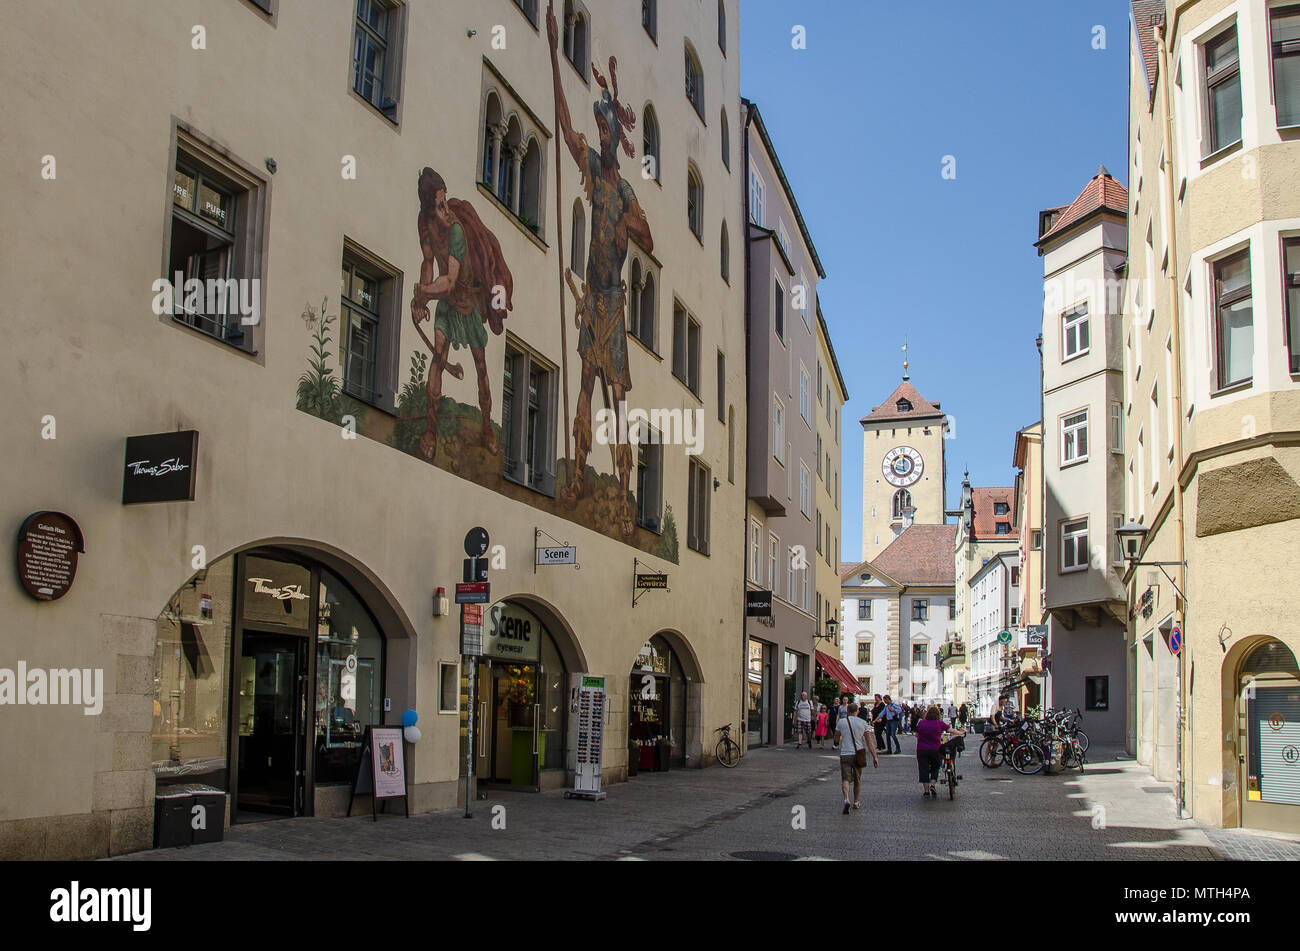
[236,632,307,816]
[476,661,540,787]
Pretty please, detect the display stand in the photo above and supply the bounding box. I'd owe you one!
[348,725,410,820]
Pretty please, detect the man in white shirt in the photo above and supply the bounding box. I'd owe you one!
[833,702,879,813]
[793,691,814,748]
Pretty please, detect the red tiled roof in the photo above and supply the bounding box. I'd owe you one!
[1035,167,1128,248]
[871,524,956,587]
[1132,1,1164,94]
[971,486,1017,540]
[860,381,944,425]
[816,650,862,693]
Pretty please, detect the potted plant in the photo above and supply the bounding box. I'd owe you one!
[627,739,639,777]
[655,735,672,772]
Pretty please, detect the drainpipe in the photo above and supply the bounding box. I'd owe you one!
[1156,23,1188,820]
[1036,333,1046,711]
[741,100,755,751]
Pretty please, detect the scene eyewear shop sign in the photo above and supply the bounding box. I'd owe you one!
[122,430,199,504]
[16,512,84,601]
[482,601,542,662]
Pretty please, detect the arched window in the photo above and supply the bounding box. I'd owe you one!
[892,488,913,520]
[628,258,642,332]
[570,199,586,278]
[687,164,703,239]
[498,117,521,208]
[720,221,730,282]
[519,137,542,230]
[563,2,588,79]
[718,0,726,53]
[642,105,660,182]
[482,93,502,187]
[720,108,729,169]
[1241,640,1299,676]
[684,42,704,117]
[636,272,655,347]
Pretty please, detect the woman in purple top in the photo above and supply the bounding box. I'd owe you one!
[915,705,966,798]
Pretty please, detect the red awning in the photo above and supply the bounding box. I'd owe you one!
[815,650,861,694]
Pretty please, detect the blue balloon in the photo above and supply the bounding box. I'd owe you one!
[401,709,418,727]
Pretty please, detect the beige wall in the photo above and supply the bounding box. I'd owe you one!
[1124,0,1300,830]
[0,0,746,856]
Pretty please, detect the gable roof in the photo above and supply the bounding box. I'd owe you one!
[1034,165,1129,250]
[970,486,1017,540]
[1132,1,1164,96]
[871,524,957,587]
[839,559,901,590]
[859,380,944,425]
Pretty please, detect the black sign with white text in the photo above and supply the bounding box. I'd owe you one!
[122,430,198,504]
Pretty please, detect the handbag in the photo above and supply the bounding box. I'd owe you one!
[847,716,867,768]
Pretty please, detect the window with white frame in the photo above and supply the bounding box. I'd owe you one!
[1213,248,1253,390]
[1062,305,1090,359]
[799,366,810,424]
[1272,6,1300,128]
[799,463,811,519]
[1061,409,1089,465]
[1061,518,1088,572]
[774,279,785,342]
[768,534,778,592]
[672,302,700,393]
[786,547,795,602]
[772,396,785,463]
[684,41,704,118]
[748,164,764,226]
[1109,401,1123,452]
[686,164,703,239]
[1286,237,1300,374]
[1202,24,1242,156]
[858,598,871,620]
[912,643,927,665]
[749,518,761,582]
[1112,512,1125,565]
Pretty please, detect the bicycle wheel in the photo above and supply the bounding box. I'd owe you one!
[1011,743,1044,775]
[1073,730,1089,754]
[716,737,740,768]
[947,762,956,799]
[979,737,1004,769]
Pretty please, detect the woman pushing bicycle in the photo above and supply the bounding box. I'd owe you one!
[915,705,965,798]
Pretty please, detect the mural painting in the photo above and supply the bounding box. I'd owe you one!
[295,5,676,564]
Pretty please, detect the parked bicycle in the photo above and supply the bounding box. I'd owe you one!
[715,723,741,768]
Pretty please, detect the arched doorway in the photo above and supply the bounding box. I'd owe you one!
[152,544,407,821]
[1231,638,1300,833]
[468,597,582,791]
[628,632,704,769]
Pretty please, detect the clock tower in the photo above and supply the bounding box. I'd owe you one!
[860,367,948,561]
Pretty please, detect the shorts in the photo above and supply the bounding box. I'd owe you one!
[840,754,862,784]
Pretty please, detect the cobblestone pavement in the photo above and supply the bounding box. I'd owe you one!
[114,737,1299,861]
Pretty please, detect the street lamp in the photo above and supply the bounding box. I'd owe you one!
[1117,519,1187,599]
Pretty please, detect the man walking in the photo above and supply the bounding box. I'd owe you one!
[870,694,886,753]
[834,702,879,813]
[793,691,814,749]
[882,694,902,755]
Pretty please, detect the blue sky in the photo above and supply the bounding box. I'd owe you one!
[739,0,1132,562]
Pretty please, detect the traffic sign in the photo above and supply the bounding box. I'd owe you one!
[1170,625,1182,655]
[464,527,490,558]
[997,629,1012,646]
[455,581,490,604]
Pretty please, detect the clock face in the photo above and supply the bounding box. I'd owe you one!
[882,446,924,487]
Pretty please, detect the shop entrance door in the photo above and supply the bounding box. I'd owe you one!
[1238,681,1300,833]
[474,660,540,788]
[235,632,307,817]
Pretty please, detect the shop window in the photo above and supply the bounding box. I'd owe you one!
[314,567,385,784]
[1085,676,1109,711]
[630,635,687,766]
[153,559,236,790]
